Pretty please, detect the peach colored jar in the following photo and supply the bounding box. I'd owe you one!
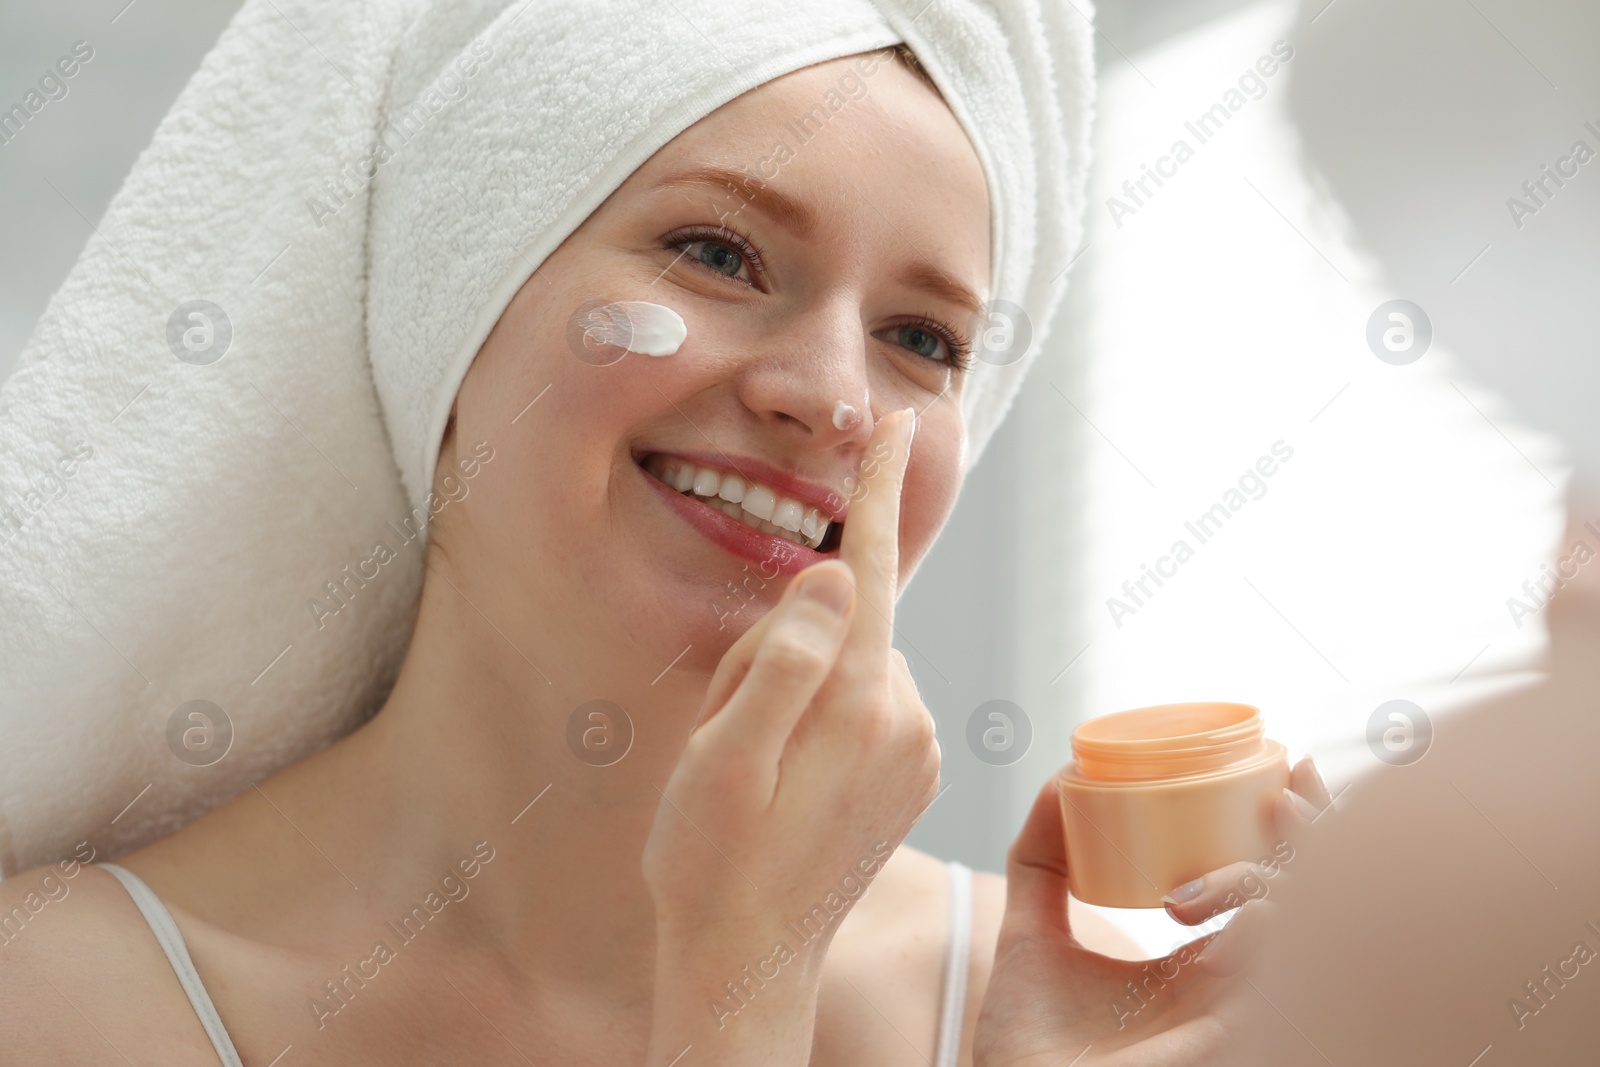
[1055,702,1289,909]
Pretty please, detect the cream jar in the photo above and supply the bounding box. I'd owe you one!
[1055,702,1290,908]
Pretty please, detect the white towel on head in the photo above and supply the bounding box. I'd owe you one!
[0,0,1094,876]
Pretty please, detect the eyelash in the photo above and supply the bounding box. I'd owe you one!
[897,314,975,373]
[662,224,975,373]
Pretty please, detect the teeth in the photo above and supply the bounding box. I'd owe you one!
[693,468,722,497]
[800,508,821,541]
[645,456,833,550]
[771,498,803,533]
[741,484,776,522]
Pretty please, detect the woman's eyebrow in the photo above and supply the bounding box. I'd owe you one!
[656,164,985,316]
[656,166,817,239]
[898,260,985,318]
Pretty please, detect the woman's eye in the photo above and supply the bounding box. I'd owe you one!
[887,324,950,362]
[895,325,944,359]
[682,240,750,281]
[876,321,974,371]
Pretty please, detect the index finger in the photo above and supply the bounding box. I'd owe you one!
[833,406,916,671]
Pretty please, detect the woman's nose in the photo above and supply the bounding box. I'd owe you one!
[734,308,876,449]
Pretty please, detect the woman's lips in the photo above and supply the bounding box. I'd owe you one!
[638,461,831,577]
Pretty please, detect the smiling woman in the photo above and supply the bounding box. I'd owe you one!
[437,57,991,629]
[0,2,1282,1066]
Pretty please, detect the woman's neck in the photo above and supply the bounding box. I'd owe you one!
[260,555,715,1004]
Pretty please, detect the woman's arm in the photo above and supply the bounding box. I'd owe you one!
[643,408,941,1066]
[648,917,831,1066]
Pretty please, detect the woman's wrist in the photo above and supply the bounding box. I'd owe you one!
[648,922,830,1067]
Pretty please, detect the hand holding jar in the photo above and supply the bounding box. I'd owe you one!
[972,702,1333,1066]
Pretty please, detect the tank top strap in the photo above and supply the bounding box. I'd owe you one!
[98,863,245,1067]
[934,859,974,1067]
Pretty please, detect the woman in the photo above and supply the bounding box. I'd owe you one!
[0,2,1328,1063]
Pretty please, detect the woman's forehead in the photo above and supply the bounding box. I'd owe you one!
[620,55,991,284]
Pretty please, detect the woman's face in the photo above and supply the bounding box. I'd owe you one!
[435,52,991,676]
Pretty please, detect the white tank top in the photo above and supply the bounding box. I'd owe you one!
[99,863,246,1067]
[935,860,975,1067]
[100,859,976,1066]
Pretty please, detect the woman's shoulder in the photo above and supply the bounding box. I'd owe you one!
[0,858,224,1065]
[814,843,1006,1067]
[815,841,1146,1067]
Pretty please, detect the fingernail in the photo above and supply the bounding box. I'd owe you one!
[1161,876,1204,906]
[901,406,917,448]
[1307,758,1329,797]
[1285,787,1319,821]
[799,566,852,616]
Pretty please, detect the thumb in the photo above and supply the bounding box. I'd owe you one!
[1003,778,1074,938]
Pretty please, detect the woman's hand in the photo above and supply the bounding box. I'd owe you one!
[642,408,940,1067]
[972,758,1333,1067]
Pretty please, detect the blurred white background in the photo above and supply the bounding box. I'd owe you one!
[3,0,1586,955]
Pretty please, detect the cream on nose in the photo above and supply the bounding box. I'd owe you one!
[832,399,862,431]
[833,388,870,431]
[582,300,686,356]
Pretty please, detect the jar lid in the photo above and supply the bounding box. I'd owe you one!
[1071,702,1268,781]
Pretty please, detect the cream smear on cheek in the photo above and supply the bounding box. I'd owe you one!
[582,301,686,356]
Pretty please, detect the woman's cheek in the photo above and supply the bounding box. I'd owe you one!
[903,411,964,561]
